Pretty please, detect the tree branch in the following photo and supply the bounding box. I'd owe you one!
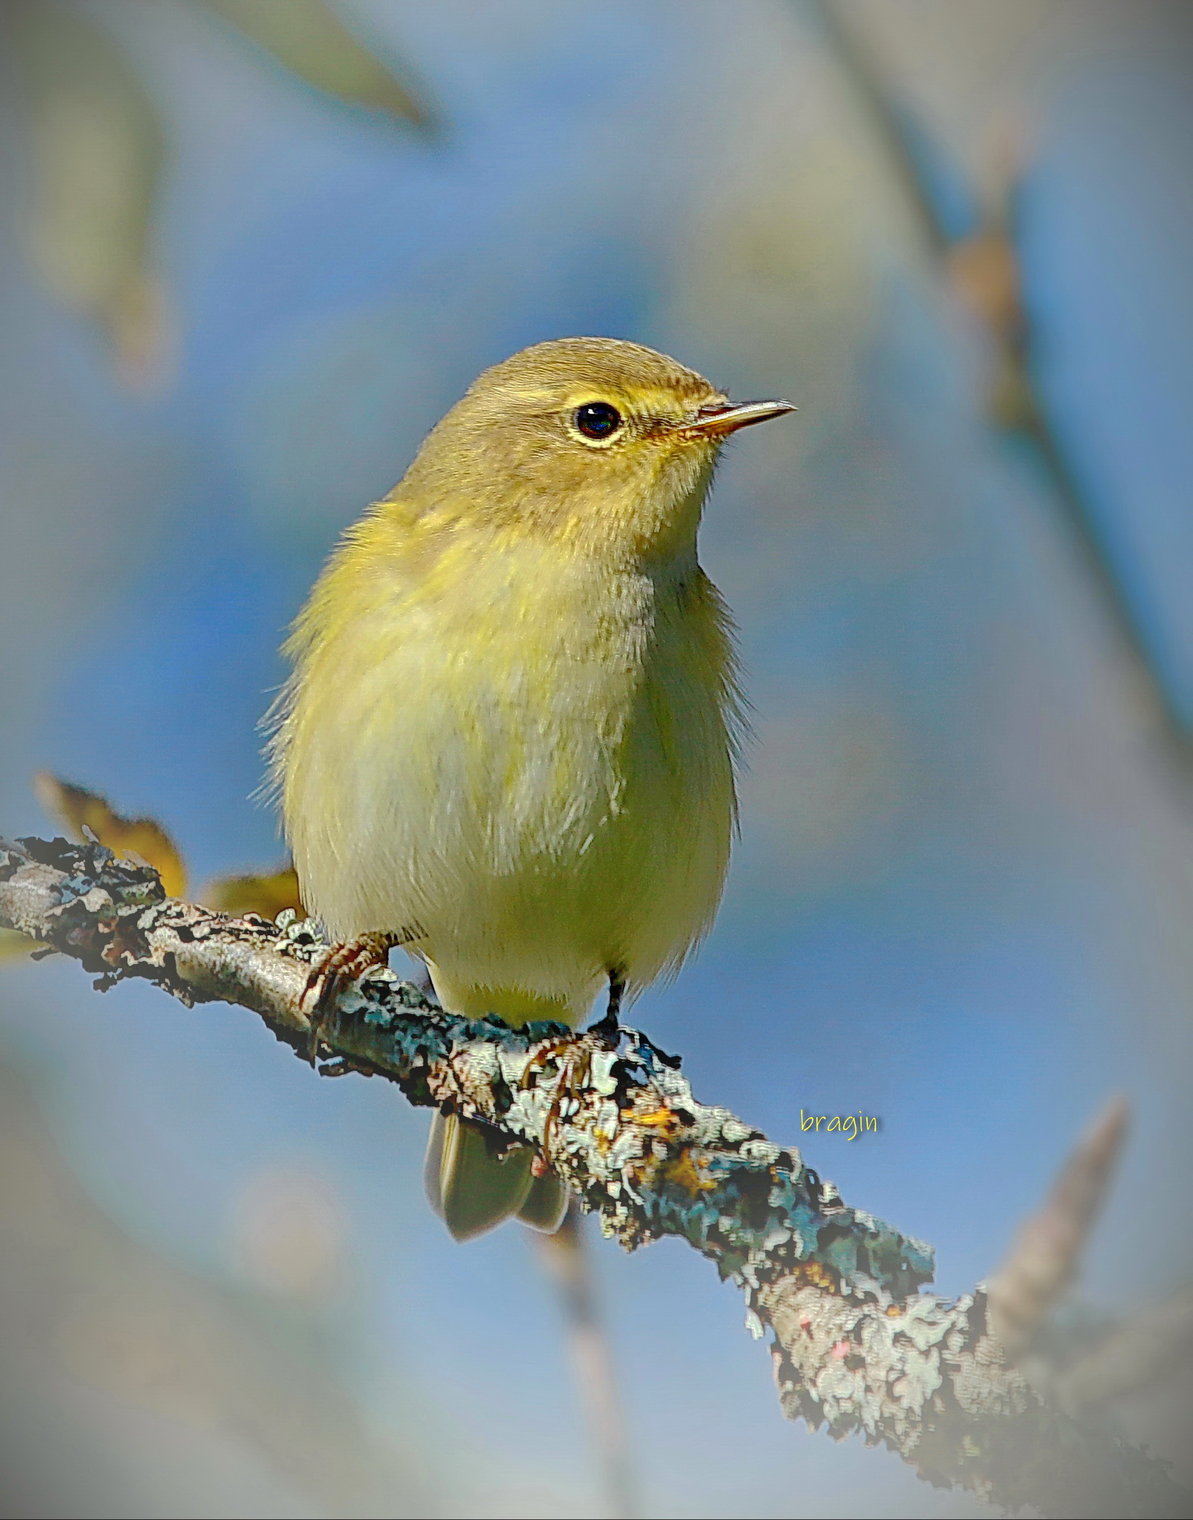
[986,1096,1128,1361]
[0,836,1186,1517]
[813,0,1193,774]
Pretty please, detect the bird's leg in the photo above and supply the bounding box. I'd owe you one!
[588,967,625,1049]
[302,928,418,1065]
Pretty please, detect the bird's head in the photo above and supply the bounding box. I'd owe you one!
[393,337,794,562]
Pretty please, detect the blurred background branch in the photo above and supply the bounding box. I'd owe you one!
[816,0,1193,775]
[533,1207,637,1520]
[986,1093,1127,1361]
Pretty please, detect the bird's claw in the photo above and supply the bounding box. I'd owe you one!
[301,931,400,1066]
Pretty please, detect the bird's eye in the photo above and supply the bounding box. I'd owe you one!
[573,401,623,440]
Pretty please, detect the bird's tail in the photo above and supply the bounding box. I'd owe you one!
[425,1111,569,1240]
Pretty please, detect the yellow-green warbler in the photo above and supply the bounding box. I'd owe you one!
[271,337,793,1239]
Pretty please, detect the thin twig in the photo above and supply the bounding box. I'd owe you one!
[986,1096,1128,1359]
[813,0,1193,772]
[532,1205,637,1520]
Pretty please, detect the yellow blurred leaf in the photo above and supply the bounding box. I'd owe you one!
[0,928,41,963]
[946,228,1023,348]
[204,0,432,127]
[203,863,304,920]
[34,773,188,898]
[10,0,171,386]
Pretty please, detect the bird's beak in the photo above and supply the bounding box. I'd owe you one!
[683,398,797,437]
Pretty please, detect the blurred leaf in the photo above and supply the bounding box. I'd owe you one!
[203,862,304,920]
[947,228,1022,351]
[30,773,304,922]
[10,0,170,386]
[204,0,432,127]
[0,928,41,963]
[946,227,1032,427]
[34,773,188,898]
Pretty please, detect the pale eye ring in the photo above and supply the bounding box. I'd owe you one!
[573,401,623,440]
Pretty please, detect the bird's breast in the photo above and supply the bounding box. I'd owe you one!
[280,534,739,1006]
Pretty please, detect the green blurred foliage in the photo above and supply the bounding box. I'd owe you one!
[11,0,166,384]
[203,0,432,126]
[7,0,429,384]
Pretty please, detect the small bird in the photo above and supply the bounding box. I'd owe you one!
[271,337,793,1239]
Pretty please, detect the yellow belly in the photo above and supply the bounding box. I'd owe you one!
[275,521,741,1027]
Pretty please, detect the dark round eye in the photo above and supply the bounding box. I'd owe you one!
[574,401,623,440]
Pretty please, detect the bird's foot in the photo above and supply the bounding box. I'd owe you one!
[521,1038,592,1169]
[301,929,413,1065]
[519,970,626,1154]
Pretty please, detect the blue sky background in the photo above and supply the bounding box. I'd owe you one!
[1,3,1191,1516]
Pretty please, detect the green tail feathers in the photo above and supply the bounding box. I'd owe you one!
[517,1164,570,1233]
[425,1112,569,1240]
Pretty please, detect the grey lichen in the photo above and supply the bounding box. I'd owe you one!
[0,836,1186,1518]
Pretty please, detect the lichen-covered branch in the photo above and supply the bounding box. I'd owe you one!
[0,836,1186,1517]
